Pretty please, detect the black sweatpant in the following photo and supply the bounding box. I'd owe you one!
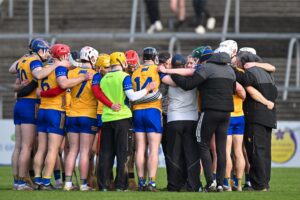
[244,123,272,190]
[144,0,160,24]
[166,120,201,191]
[97,118,131,190]
[197,110,230,186]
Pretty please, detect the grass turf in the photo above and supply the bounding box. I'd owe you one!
[0,166,299,200]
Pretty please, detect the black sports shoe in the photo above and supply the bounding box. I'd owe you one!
[243,184,253,191]
[204,182,216,192]
[32,183,42,190]
[147,184,159,192]
[41,184,56,191]
[138,185,147,191]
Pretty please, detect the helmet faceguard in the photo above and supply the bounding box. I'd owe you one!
[80,46,99,67]
[69,51,82,68]
[31,39,50,62]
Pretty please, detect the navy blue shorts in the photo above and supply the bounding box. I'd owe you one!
[14,98,39,125]
[97,114,102,128]
[133,108,162,133]
[66,116,98,134]
[37,109,66,135]
[227,116,245,135]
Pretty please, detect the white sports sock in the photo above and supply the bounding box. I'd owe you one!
[65,181,72,187]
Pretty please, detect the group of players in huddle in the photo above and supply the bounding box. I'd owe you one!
[9,38,277,192]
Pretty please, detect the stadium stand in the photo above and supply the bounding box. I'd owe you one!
[0,0,299,119]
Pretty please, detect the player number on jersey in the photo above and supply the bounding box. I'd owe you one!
[41,77,50,91]
[134,77,152,91]
[20,69,28,81]
[76,81,87,98]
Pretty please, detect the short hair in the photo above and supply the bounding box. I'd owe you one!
[158,52,171,64]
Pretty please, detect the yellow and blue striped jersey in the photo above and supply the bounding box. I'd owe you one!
[38,65,66,111]
[17,55,42,99]
[231,68,245,117]
[131,64,165,111]
[67,68,97,118]
[231,95,244,117]
[65,89,71,116]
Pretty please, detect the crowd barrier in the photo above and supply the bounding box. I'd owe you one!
[0,120,299,167]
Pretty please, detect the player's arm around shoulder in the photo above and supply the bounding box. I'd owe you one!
[57,67,93,89]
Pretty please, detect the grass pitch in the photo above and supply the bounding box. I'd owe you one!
[0,166,299,200]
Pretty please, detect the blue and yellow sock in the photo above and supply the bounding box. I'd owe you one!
[34,176,42,185]
[138,177,146,187]
[13,175,18,185]
[233,175,238,187]
[42,177,51,186]
[148,177,156,187]
[80,179,87,187]
[18,177,26,185]
[237,178,242,188]
[223,178,230,187]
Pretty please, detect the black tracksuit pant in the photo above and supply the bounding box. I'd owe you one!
[197,110,230,187]
[165,120,201,191]
[244,123,272,190]
[97,118,131,190]
[193,0,211,26]
[144,0,160,24]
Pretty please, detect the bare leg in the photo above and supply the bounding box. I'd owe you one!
[233,135,245,191]
[147,132,162,187]
[170,0,179,15]
[224,135,232,190]
[64,133,79,188]
[79,133,95,186]
[18,124,36,182]
[178,0,186,21]
[33,132,47,183]
[43,134,64,185]
[11,125,21,188]
[135,133,147,179]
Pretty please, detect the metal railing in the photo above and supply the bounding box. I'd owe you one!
[0,0,14,19]
[0,96,2,119]
[283,38,300,100]
[8,0,13,17]
[130,0,146,43]
[222,0,240,41]
[28,0,50,41]
[14,0,240,43]
[1,32,299,41]
[168,36,181,55]
[130,0,240,43]
[0,0,300,101]
[29,0,33,41]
